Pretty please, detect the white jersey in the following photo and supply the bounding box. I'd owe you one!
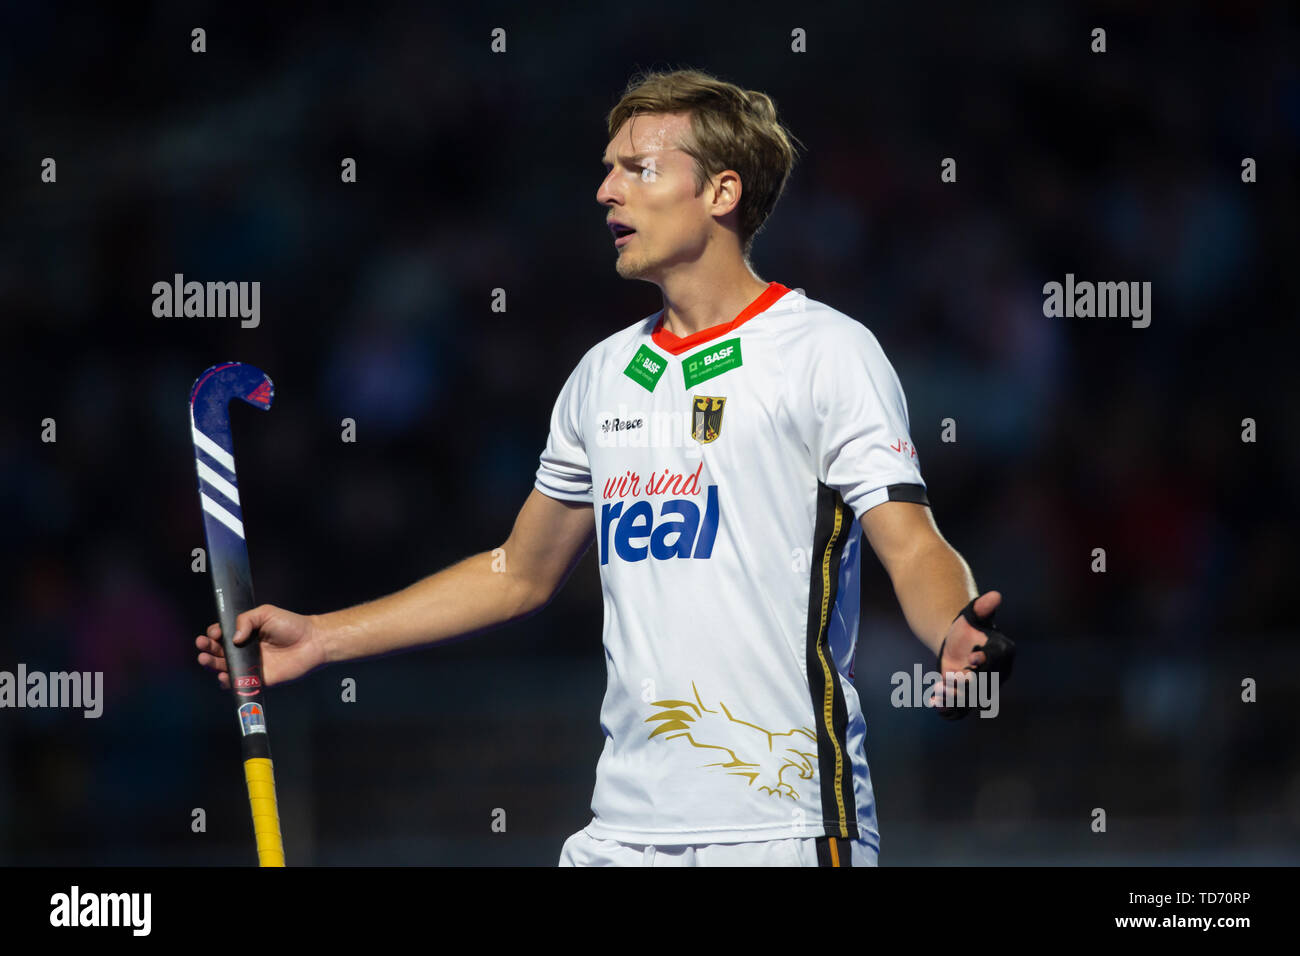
[534,281,928,846]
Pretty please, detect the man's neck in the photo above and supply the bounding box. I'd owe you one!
[658,263,771,339]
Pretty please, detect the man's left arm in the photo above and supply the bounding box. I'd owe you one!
[859,500,977,656]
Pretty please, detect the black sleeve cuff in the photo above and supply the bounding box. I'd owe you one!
[885,483,929,507]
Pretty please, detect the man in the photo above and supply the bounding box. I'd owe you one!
[196,68,1013,867]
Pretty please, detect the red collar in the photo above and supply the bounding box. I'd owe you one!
[650,281,791,355]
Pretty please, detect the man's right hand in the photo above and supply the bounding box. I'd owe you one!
[195,604,328,689]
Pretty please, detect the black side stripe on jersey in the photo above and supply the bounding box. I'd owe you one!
[886,483,930,506]
[805,481,858,841]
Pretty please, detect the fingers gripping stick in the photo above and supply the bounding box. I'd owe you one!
[190,362,285,866]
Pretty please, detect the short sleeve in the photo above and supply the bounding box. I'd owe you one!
[534,348,595,504]
[794,319,928,519]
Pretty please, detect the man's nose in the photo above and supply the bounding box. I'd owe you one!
[597,170,620,207]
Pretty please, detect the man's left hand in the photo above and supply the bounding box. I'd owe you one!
[929,590,1015,719]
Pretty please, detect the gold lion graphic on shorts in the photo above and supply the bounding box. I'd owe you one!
[645,682,818,800]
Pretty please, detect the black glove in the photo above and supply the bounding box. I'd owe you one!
[934,597,1015,720]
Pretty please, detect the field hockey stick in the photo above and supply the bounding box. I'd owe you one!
[189,361,285,867]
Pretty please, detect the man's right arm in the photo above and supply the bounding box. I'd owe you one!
[318,488,594,661]
[195,488,595,687]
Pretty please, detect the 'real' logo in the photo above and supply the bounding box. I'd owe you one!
[600,462,719,565]
[691,395,726,444]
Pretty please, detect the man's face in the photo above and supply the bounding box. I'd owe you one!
[597,112,712,282]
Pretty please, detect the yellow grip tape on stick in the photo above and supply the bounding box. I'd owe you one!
[243,757,285,867]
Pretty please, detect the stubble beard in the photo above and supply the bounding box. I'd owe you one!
[615,245,651,280]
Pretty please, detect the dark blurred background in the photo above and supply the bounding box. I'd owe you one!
[1,0,1296,865]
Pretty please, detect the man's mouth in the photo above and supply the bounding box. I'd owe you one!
[610,222,636,246]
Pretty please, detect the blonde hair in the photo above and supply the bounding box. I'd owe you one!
[606,67,803,257]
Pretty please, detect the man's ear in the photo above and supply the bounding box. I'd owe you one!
[710,169,742,217]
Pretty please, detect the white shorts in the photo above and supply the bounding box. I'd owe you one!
[558,827,878,867]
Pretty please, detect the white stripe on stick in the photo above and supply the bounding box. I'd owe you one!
[192,424,236,472]
[197,459,241,505]
[201,492,245,539]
